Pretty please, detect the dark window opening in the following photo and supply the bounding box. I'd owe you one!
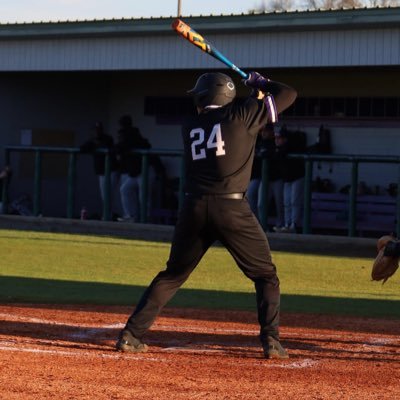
[146,96,400,121]
[281,96,400,119]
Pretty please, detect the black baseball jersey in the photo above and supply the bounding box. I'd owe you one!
[182,97,269,194]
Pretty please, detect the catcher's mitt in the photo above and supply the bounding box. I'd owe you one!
[371,235,399,284]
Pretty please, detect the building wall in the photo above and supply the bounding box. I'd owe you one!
[0,26,398,71]
[1,67,399,218]
[0,10,399,218]
[0,72,113,217]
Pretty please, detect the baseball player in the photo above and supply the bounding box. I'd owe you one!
[116,71,297,359]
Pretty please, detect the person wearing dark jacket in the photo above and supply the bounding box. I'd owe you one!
[116,115,165,222]
[248,124,284,229]
[274,126,306,233]
[80,122,119,217]
[0,165,12,214]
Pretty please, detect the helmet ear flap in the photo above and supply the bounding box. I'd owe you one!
[193,93,208,108]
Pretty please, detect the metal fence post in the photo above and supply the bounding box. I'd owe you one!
[33,150,42,216]
[103,151,111,221]
[66,152,76,219]
[259,158,269,231]
[140,152,149,223]
[396,165,400,238]
[348,159,359,237]
[1,149,10,214]
[302,158,313,234]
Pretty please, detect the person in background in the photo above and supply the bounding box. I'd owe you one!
[307,125,332,155]
[80,122,119,219]
[274,126,306,233]
[116,115,165,222]
[248,126,269,218]
[247,124,284,230]
[0,165,12,214]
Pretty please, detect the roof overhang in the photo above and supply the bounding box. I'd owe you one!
[0,7,399,39]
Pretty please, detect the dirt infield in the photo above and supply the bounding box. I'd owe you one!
[0,304,399,400]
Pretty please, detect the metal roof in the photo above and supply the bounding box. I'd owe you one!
[0,7,399,39]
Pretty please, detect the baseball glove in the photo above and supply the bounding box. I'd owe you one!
[371,235,399,284]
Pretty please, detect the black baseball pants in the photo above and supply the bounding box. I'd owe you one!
[124,194,281,343]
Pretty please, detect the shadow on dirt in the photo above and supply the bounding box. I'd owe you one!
[0,316,398,363]
[0,276,399,334]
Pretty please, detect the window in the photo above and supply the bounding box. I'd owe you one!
[319,98,332,117]
[345,98,358,117]
[146,96,400,122]
[386,98,399,117]
[359,98,372,117]
[332,98,345,117]
[280,96,400,119]
[144,97,195,117]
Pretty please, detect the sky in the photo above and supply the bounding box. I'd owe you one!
[0,0,269,24]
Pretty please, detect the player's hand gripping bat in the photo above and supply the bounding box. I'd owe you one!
[172,18,249,79]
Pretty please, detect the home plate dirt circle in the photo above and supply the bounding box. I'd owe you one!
[0,304,399,399]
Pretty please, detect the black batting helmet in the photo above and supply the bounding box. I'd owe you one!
[187,72,236,108]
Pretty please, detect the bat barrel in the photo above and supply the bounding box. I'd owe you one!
[172,18,249,80]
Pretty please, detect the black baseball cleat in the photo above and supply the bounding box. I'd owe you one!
[263,337,289,359]
[116,329,148,353]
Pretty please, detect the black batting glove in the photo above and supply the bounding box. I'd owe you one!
[244,71,270,92]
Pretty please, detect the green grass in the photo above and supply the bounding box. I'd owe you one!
[1,229,399,318]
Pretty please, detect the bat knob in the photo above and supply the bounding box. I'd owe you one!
[171,19,182,30]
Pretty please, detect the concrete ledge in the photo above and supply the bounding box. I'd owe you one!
[0,215,376,258]
[0,215,174,243]
[267,231,376,258]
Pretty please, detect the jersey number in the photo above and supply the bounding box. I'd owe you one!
[190,124,226,161]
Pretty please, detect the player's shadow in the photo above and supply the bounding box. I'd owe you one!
[1,276,399,335]
[0,319,398,363]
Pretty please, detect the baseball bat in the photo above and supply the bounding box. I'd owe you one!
[171,18,249,80]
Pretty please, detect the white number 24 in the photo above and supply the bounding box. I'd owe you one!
[190,123,226,161]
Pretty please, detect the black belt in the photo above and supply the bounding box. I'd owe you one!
[185,192,245,200]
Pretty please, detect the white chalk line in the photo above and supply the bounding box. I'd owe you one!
[1,312,398,344]
[0,313,400,344]
[0,312,319,368]
[0,312,118,328]
[162,346,319,368]
[0,343,314,369]
[275,359,318,369]
[0,344,168,362]
[51,325,400,348]
[1,311,399,353]
[0,313,400,365]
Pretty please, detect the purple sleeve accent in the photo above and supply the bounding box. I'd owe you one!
[263,94,278,123]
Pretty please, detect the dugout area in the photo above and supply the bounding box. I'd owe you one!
[0,8,400,219]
